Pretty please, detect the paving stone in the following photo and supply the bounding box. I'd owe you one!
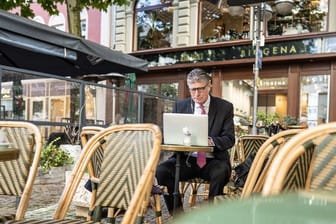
[0,166,208,223]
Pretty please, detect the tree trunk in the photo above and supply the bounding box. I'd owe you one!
[66,0,81,37]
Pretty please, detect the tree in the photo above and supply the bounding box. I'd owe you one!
[1,0,130,36]
[1,0,130,125]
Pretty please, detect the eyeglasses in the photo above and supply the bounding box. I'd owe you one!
[189,84,208,93]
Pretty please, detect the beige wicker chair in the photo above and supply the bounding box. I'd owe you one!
[232,135,269,165]
[180,135,269,207]
[0,121,43,221]
[262,122,336,196]
[223,134,269,195]
[80,125,164,224]
[215,129,301,203]
[72,124,162,224]
[6,123,162,224]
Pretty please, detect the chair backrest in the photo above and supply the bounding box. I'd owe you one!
[80,126,105,177]
[0,121,42,220]
[262,122,336,196]
[54,123,162,224]
[241,129,302,197]
[237,135,269,163]
[80,126,105,147]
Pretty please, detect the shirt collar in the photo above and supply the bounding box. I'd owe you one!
[195,95,210,109]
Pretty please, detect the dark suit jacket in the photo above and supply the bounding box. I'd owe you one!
[173,95,235,162]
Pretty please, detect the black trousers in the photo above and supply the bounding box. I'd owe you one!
[155,154,231,214]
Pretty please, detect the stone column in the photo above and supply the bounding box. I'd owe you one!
[328,0,336,32]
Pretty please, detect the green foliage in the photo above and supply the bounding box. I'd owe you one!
[40,137,74,172]
[1,0,130,18]
[256,112,280,126]
[282,115,299,126]
[161,83,177,98]
[79,0,130,11]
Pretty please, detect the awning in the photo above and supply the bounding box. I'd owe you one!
[0,10,148,76]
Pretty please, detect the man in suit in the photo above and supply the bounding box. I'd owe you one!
[156,68,235,215]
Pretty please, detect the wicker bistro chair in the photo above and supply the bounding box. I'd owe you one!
[80,126,164,224]
[6,123,162,224]
[72,124,162,224]
[215,129,302,203]
[224,135,269,195]
[180,135,269,207]
[231,135,269,166]
[262,122,336,196]
[0,121,43,221]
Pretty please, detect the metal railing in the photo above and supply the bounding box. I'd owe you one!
[0,65,175,141]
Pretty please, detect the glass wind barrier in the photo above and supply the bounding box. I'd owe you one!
[0,66,175,142]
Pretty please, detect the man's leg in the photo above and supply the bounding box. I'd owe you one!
[155,157,183,215]
[201,159,231,199]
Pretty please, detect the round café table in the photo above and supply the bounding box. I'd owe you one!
[161,144,213,216]
[175,191,336,224]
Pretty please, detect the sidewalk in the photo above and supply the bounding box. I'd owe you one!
[0,167,206,223]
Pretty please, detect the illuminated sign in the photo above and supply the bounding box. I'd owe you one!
[137,36,336,67]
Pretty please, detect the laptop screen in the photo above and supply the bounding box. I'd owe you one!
[163,113,208,146]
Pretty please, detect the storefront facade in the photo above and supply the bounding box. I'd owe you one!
[109,0,336,127]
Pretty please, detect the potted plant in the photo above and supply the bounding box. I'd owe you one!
[59,125,82,166]
[39,137,74,173]
[256,112,281,135]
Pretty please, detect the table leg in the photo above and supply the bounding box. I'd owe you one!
[173,152,181,215]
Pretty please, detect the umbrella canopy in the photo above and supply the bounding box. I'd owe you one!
[0,10,148,77]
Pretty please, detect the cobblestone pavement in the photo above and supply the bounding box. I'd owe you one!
[0,166,206,223]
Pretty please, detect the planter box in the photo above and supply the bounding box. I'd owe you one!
[65,171,91,217]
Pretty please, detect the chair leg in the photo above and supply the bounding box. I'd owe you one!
[203,183,209,200]
[152,194,162,224]
[188,183,210,207]
[179,181,190,204]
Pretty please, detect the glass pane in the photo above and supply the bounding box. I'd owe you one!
[136,0,173,50]
[160,82,178,98]
[202,0,329,42]
[201,1,250,43]
[300,75,329,128]
[222,79,253,121]
[137,84,159,94]
[222,77,289,134]
[268,0,328,36]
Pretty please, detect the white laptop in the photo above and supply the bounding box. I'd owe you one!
[163,113,208,146]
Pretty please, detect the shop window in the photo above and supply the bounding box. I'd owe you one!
[137,82,178,98]
[200,0,328,43]
[200,0,250,43]
[300,74,329,128]
[80,10,88,39]
[160,83,178,98]
[138,84,158,94]
[222,77,288,125]
[49,14,66,31]
[135,0,173,50]
[268,0,328,36]
[31,99,45,121]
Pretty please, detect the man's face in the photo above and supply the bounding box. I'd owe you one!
[188,81,211,104]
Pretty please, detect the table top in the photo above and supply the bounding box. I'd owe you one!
[175,191,336,224]
[0,148,19,161]
[161,144,213,152]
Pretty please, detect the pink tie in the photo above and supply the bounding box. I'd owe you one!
[197,104,206,168]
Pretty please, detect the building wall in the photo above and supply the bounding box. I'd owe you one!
[29,3,101,44]
[110,0,336,125]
